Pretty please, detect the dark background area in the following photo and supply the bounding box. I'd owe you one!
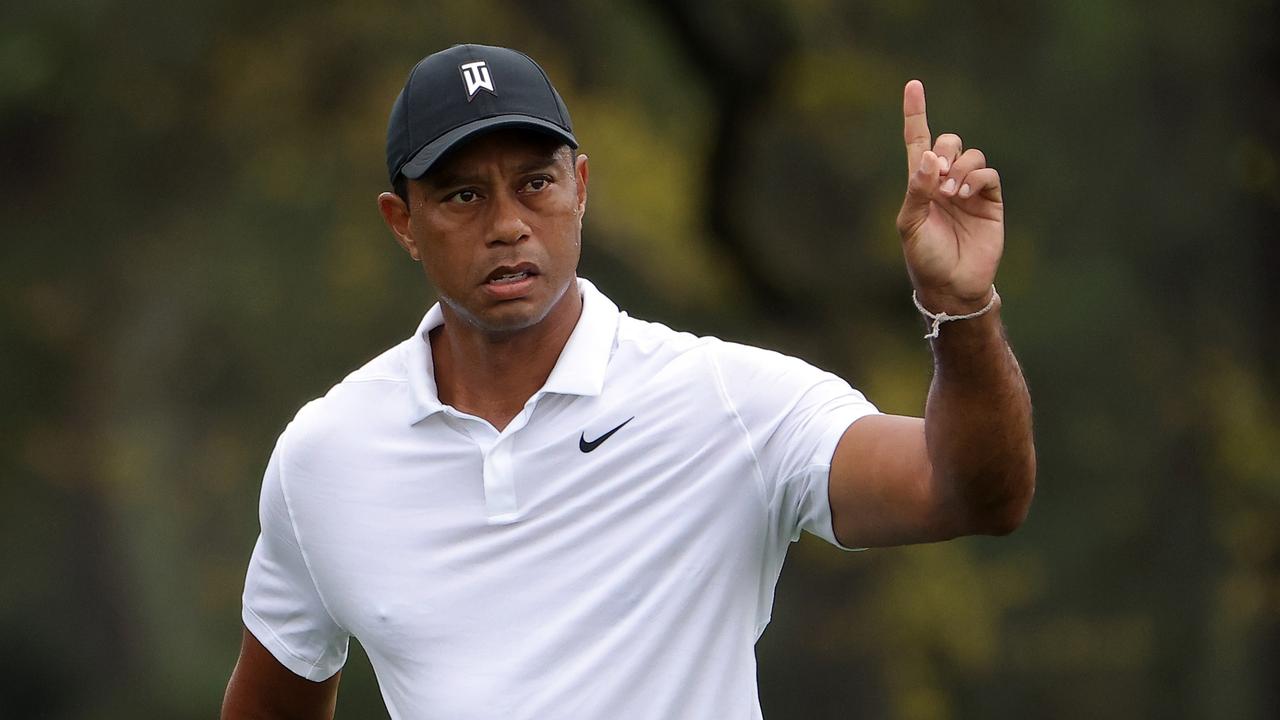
[2,1,1277,718]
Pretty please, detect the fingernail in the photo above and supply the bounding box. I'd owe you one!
[959,183,972,198]
[942,178,956,194]
[939,157,950,173]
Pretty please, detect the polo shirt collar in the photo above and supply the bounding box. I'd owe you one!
[540,277,618,396]
[406,303,447,423]
[406,277,619,425]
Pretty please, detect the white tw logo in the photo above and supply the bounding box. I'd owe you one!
[459,61,495,101]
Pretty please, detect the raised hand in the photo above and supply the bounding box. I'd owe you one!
[895,80,1003,314]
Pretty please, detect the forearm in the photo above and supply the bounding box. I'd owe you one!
[921,291,1036,535]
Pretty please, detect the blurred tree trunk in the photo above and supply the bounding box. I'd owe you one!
[646,0,801,318]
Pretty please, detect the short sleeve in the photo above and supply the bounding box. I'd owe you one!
[241,431,349,680]
[710,341,879,549]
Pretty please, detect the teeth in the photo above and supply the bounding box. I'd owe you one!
[491,271,528,284]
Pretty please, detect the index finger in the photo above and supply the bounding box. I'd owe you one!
[903,79,931,175]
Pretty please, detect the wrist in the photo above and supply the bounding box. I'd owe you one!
[913,285,996,316]
[912,285,1000,340]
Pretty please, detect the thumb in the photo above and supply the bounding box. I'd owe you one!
[896,149,941,239]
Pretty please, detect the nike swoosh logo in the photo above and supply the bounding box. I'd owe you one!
[579,416,635,453]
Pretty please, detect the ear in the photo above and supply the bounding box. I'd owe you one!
[377,191,420,261]
[573,153,589,222]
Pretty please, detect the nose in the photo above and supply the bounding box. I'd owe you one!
[487,189,531,246]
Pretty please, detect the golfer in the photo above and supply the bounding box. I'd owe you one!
[221,43,1035,719]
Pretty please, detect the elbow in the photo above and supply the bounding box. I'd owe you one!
[963,462,1037,537]
[992,467,1037,535]
[981,498,1031,536]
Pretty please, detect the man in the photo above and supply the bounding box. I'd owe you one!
[221,44,1034,719]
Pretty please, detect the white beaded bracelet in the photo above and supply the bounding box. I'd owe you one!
[912,286,998,339]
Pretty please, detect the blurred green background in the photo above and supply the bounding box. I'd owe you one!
[2,0,1278,718]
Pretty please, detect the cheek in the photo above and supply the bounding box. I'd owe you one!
[414,228,477,283]
[424,242,474,275]
[538,191,583,238]
[535,217,580,262]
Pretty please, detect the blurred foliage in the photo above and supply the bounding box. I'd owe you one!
[2,0,1278,718]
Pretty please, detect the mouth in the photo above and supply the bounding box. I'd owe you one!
[484,262,540,286]
[480,262,541,301]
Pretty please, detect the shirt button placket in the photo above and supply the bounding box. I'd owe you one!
[483,437,518,524]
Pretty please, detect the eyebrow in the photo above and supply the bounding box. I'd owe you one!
[425,148,564,191]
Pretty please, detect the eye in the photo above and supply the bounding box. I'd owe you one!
[521,176,551,193]
[447,189,481,204]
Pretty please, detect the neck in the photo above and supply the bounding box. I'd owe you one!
[430,285,583,431]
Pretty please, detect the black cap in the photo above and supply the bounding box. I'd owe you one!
[385,44,578,184]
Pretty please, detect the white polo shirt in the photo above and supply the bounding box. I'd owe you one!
[242,277,878,719]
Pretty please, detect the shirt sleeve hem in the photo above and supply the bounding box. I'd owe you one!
[812,408,882,552]
[242,605,343,682]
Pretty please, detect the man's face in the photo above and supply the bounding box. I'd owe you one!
[383,129,588,336]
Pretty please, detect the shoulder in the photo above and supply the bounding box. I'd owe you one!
[615,312,713,357]
[611,313,737,384]
[280,338,417,456]
[610,312,846,408]
[338,336,416,386]
[615,313,825,380]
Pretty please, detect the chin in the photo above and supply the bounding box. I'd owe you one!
[441,294,551,335]
[480,307,550,334]
[440,276,575,335]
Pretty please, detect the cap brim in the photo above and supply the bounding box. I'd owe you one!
[398,115,579,180]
